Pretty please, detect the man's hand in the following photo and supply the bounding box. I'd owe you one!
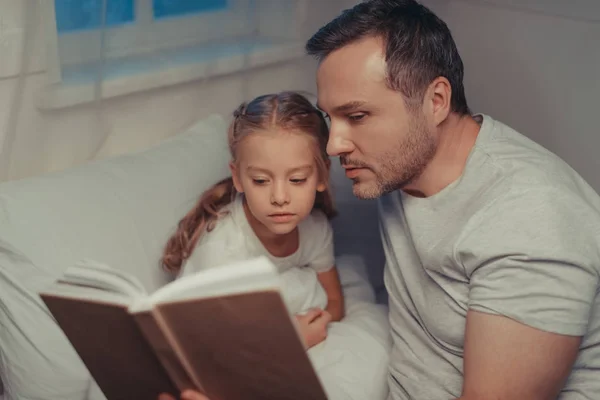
[295,308,332,349]
[458,310,581,400]
[158,390,208,400]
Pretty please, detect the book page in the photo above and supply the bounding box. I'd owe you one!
[129,256,279,313]
[60,258,147,298]
[39,282,134,307]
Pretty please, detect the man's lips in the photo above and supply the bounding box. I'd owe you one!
[342,165,368,178]
[341,163,368,170]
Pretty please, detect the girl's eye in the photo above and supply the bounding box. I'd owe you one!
[290,178,307,184]
[348,113,366,122]
[252,179,268,185]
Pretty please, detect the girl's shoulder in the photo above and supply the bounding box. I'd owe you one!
[183,208,247,274]
[301,208,332,228]
[196,208,239,247]
[298,209,333,244]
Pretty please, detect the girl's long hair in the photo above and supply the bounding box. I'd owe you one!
[161,91,335,273]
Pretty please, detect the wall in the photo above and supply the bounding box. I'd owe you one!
[0,0,389,295]
[424,0,600,192]
[336,0,600,298]
[5,0,597,299]
[333,0,600,297]
[0,0,359,182]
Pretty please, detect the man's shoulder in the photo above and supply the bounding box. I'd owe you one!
[474,115,574,181]
[458,163,600,274]
[469,114,600,208]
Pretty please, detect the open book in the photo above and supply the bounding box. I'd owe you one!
[39,256,328,400]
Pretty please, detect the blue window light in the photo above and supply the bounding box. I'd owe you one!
[152,0,228,19]
[54,0,134,33]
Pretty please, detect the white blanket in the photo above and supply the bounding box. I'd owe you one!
[279,255,391,400]
[85,255,392,400]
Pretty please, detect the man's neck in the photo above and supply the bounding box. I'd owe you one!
[403,113,481,198]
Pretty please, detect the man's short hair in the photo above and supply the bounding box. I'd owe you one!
[306,0,470,115]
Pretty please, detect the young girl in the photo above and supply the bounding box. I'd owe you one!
[161,91,345,349]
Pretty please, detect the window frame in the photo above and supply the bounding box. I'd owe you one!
[46,0,256,69]
[37,0,308,110]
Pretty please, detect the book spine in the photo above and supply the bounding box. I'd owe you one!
[132,310,201,393]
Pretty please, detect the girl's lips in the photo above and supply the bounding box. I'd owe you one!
[268,213,295,223]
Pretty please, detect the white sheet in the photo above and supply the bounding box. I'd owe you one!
[280,254,391,400]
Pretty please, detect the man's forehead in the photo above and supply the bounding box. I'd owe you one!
[318,36,386,75]
[316,39,387,110]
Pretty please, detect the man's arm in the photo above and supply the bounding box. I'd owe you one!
[457,310,581,400]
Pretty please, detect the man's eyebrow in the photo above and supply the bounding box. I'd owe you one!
[317,101,367,114]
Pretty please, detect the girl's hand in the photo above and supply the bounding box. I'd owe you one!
[295,308,332,349]
[158,390,209,400]
[317,267,345,322]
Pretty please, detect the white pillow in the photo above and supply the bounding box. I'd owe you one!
[0,115,231,400]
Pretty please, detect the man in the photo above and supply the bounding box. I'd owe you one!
[162,0,600,399]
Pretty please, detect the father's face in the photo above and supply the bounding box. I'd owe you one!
[316,36,437,199]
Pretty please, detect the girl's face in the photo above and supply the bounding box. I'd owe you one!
[230,130,327,237]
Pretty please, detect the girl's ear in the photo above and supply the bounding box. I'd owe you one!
[317,158,331,192]
[316,179,328,192]
[229,162,244,193]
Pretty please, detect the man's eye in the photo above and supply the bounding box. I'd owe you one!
[348,113,366,122]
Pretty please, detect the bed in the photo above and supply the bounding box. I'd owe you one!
[0,115,390,400]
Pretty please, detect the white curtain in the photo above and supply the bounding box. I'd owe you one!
[0,0,323,182]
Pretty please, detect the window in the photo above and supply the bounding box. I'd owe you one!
[53,0,249,66]
[40,0,305,109]
[54,0,230,33]
[153,0,228,19]
[54,0,135,33]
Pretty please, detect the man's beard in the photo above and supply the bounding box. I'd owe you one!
[343,116,437,200]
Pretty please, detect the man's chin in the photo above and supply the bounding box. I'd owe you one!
[351,180,384,200]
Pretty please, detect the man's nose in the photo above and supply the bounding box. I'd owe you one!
[326,125,354,157]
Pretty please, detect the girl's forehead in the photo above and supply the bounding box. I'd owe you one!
[237,131,318,169]
[240,129,315,149]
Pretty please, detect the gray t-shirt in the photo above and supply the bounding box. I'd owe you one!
[380,114,600,399]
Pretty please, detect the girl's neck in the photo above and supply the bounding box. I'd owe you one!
[242,199,299,258]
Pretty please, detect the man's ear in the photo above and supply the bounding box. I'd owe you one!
[229,162,244,193]
[427,76,451,126]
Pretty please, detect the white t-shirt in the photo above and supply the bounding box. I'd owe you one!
[179,194,335,314]
[382,114,600,400]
